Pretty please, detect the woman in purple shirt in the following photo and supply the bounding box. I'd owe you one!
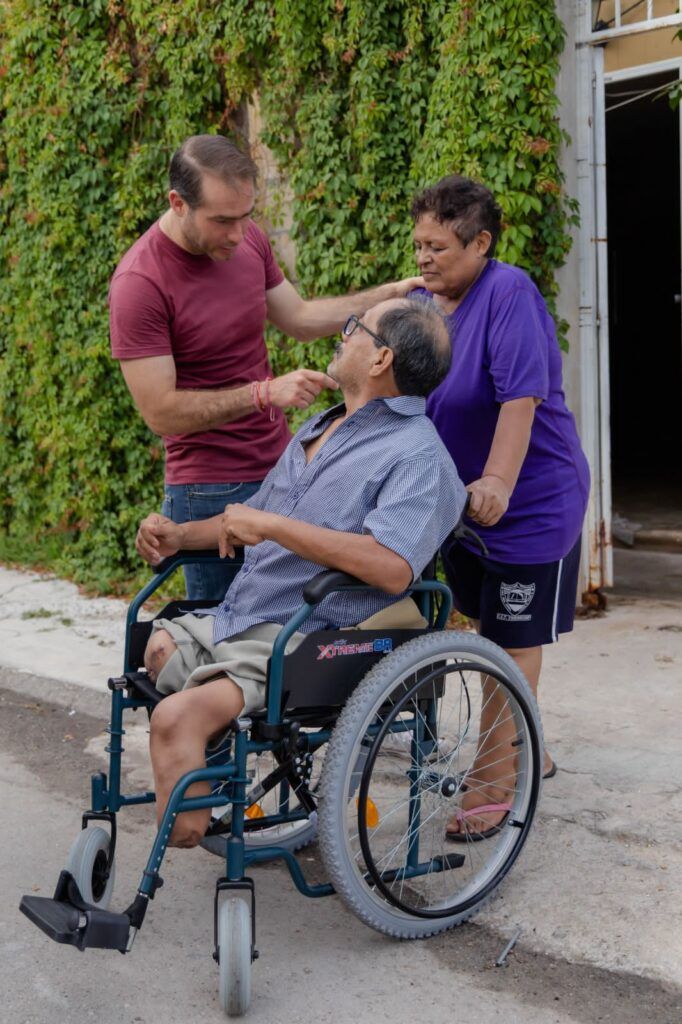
[410,176,590,841]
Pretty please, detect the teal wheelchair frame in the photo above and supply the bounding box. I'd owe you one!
[20,548,542,1017]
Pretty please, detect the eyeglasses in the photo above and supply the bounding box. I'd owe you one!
[342,314,390,349]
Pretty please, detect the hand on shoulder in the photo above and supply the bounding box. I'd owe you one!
[393,275,426,297]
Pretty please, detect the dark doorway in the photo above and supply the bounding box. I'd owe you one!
[606,70,682,536]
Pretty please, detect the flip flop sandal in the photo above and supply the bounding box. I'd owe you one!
[445,802,513,843]
[543,759,558,780]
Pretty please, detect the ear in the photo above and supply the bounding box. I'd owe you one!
[475,230,493,258]
[368,344,394,379]
[168,190,188,218]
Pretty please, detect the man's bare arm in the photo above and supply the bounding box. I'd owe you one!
[219,505,412,595]
[120,355,337,436]
[265,276,426,342]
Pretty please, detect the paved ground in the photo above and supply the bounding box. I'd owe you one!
[1,553,681,1022]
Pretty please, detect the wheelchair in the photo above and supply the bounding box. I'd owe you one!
[20,539,543,1017]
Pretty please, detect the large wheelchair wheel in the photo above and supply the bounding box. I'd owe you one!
[318,632,542,938]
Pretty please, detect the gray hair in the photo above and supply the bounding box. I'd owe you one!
[375,299,451,397]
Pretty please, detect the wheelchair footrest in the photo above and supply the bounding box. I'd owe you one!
[19,871,130,952]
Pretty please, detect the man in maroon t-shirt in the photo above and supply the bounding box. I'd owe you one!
[110,135,422,599]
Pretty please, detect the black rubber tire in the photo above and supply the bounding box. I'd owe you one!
[217,897,251,1016]
[65,826,115,909]
[318,631,542,938]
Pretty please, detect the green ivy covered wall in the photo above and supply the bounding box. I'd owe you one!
[0,0,573,590]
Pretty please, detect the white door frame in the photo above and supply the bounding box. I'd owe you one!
[576,41,612,592]
[576,46,682,592]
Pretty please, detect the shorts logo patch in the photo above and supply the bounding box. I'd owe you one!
[499,581,535,619]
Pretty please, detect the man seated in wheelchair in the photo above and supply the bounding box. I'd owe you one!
[136,297,466,847]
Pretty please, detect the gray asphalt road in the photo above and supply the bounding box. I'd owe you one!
[1,686,679,1024]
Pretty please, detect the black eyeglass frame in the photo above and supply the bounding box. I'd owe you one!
[342,314,390,349]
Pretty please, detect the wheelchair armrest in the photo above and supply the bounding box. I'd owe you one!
[302,564,449,606]
[302,570,369,605]
[152,549,229,574]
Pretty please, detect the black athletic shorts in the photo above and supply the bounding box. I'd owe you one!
[441,535,582,649]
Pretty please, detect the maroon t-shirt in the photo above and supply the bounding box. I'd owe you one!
[109,220,291,484]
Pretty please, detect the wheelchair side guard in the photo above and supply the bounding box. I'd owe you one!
[275,627,429,713]
[124,548,244,673]
[265,573,452,726]
[127,599,225,676]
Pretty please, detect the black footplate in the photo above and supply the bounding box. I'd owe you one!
[19,871,130,952]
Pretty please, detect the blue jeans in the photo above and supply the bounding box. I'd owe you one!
[162,481,262,601]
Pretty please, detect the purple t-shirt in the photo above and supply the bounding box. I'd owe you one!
[418,261,590,564]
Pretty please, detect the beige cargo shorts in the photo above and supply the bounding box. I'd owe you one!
[152,614,305,715]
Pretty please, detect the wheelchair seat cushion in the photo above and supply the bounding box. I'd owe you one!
[352,596,427,631]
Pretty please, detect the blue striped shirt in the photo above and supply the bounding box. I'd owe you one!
[210,396,466,642]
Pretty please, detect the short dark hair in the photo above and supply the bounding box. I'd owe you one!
[410,175,502,257]
[375,299,451,398]
[169,135,257,208]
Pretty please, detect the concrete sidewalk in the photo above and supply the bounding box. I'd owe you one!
[1,556,681,993]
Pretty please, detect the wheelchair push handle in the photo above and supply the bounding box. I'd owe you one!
[452,493,489,557]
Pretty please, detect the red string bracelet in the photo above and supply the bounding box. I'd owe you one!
[253,380,267,413]
[250,378,274,418]
[263,377,275,421]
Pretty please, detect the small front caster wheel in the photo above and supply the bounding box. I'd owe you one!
[65,826,115,909]
[217,897,252,1017]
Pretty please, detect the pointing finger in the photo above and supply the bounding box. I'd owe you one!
[302,370,340,389]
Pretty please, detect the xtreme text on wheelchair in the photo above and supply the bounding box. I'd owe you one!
[20,548,543,1016]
